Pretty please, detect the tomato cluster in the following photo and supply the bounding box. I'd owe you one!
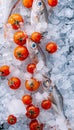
[5,0,58,128]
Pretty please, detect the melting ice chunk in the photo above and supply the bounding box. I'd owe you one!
[7,99,26,117]
[36,60,45,71]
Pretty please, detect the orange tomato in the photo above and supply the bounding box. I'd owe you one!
[41,100,52,110]
[29,119,43,130]
[46,42,57,53]
[26,104,40,119]
[22,94,32,105]
[25,78,40,91]
[22,0,33,8]
[31,32,42,43]
[27,63,36,74]
[8,14,24,30]
[48,0,58,7]
[0,65,10,76]
[8,77,21,89]
[13,31,28,46]
[14,46,29,61]
[7,115,17,125]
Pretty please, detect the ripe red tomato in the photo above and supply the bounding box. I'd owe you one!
[46,42,58,54]
[8,77,21,89]
[31,32,42,43]
[27,63,36,74]
[48,0,58,7]
[8,14,24,30]
[0,65,10,76]
[29,119,43,130]
[22,94,32,105]
[22,0,33,8]
[7,115,17,125]
[25,78,40,91]
[13,31,28,46]
[26,104,40,119]
[14,46,29,61]
[41,100,52,110]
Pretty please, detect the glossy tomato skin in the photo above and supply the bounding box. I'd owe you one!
[26,104,40,119]
[8,14,24,30]
[14,46,29,61]
[13,31,27,46]
[22,94,32,105]
[25,78,40,91]
[31,32,42,43]
[8,77,21,89]
[7,115,17,125]
[29,119,43,130]
[0,65,10,76]
[27,63,36,74]
[41,100,52,110]
[48,0,58,7]
[22,0,33,8]
[46,42,57,54]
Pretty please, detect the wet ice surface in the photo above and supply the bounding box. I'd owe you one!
[0,0,74,129]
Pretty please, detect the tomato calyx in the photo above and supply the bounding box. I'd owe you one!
[29,110,35,115]
[17,52,23,58]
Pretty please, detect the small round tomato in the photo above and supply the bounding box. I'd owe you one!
[29,119,43,130]
[22,0,33,8]
[25,78,40,91]
[22,94,32,105]
[14,46,29,61]
[48,0,58,7]
[7,115,17,125]
[13,31,27,46]
[26,104,40,119]
[8,14,24,30]
[41,100,52,110]
[8,77,21,89]
[27,63,36,74]
[46,42,58,54]
[31,32,42,43]
[0,65,10,76]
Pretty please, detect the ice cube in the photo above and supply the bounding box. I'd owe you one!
[34,92,43,102]
[7,99,26,117]
[34,73,43,81]
[23,72,32,80]
[42,92,49,99]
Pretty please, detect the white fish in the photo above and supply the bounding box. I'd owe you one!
[42,75,72,130]
[31,0,48,32]
[1,0,21,23]
[26,38,46,64]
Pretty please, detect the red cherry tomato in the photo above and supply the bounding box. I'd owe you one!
[41,100,52,110]
[26,104,40,119]
[8,77,21,89]
[46,42,58,54]
[22,94,32,105]
[27,63,36,74]
[29,119,43,130]
[31,32,42,43]
[7,115,17,125]
[0,65,10,76]
[48,0,58,7]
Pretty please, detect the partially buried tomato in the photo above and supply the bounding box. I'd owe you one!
[22,0,33,8]
[46,42,58,54]
[48,0,58,7]
[22,94,32,105]
[41,100,52,110]
[8,77,21,89]
[14,46,29,61]
[0,65,10,76]
[29,119,43,130]
[27,63,36,74]
[26,104,40,119]
[7,115,17,125]
[8,13,24,30]
[25,78,40,91]
[31,32,42,43]
[13,31,28,46]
